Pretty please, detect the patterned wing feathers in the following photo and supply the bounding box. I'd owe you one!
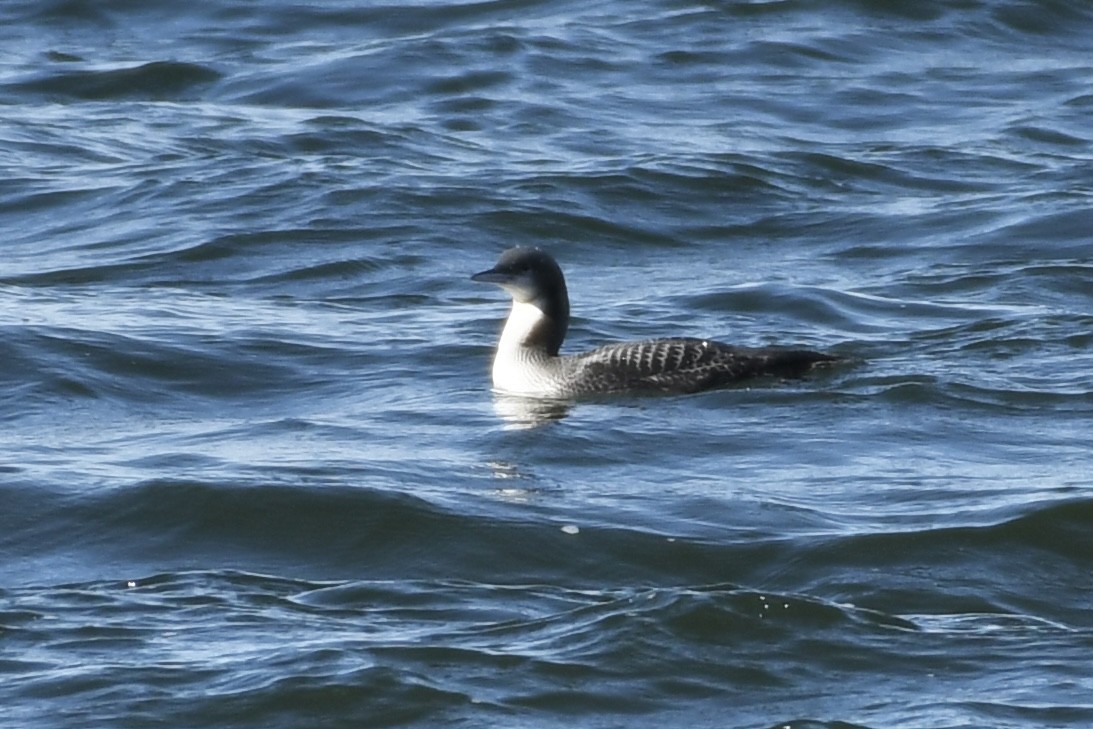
[571,338,836,394]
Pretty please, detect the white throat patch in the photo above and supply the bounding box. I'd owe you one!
[497,300,547,350]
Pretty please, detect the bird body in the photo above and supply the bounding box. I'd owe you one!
[472,247,837,398]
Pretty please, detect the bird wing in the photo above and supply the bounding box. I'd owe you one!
[570,337,836,394]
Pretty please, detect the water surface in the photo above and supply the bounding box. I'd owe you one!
[2,1,1091,727]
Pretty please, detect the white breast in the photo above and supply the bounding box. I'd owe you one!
[491,301,559,397]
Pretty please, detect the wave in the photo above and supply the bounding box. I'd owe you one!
[5,61,221,102]
[1,563,904,726]
[5,476,1090,607]
[0,324,324,412]
[7,533,1085,727]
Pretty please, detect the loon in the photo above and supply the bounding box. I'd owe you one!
[471,247,838,398]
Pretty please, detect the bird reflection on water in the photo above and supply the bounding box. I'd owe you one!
[490,392,572,430]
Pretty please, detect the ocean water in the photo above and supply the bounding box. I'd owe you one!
[2,0,1091,727]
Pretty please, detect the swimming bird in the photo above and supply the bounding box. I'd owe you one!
[471,247,838,398]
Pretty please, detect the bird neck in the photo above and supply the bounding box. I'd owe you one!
[499,299,566,356]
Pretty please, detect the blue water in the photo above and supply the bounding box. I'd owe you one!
[2,1,1092,727]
